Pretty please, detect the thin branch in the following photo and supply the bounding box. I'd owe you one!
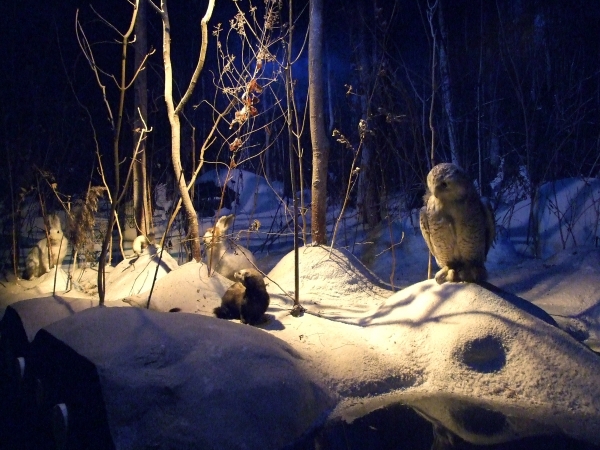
[75,9,115,128]
[175,0,216,114]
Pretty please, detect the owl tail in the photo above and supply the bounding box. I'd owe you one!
[459,265,488,283]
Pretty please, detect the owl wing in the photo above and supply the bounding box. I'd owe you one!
[419,204,435,256]
[481,198,496,257]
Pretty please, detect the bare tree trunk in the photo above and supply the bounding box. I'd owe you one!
[309,0,330,245]
[162,5,199,260]
[436,0,459,166]
[95,2,139,304]
[150,0,215,262]
[133,0,152,239]
[356,0,380,228]
[476,0,483,194]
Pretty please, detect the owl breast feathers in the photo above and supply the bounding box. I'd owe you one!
[419,163,495,284]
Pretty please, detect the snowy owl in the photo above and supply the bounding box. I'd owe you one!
[419,163,495,284]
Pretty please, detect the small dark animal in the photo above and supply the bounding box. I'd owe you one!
[213,268,270,325]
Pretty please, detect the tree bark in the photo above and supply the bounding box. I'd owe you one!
[436,0,459,166]
[151,0,215,262]
[97,1,139,304]
[133,0,152,239]
[356,0,380,228]
[309,0,330,245]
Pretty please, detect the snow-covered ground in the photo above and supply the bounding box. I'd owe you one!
[1,173,600,448]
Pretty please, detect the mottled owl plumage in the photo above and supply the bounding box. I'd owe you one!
[420,163,495,284]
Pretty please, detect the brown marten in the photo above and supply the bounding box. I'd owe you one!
[213,268,270,325]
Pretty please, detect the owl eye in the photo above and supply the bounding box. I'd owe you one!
[439,181,448,190]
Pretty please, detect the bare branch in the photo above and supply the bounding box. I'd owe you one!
[75,9,115,129]
[175,0,216,114]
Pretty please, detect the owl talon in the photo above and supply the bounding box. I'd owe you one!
[435,267,462,284]
[434,267,449,284]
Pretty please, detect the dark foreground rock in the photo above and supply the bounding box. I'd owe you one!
[26,307,336,450]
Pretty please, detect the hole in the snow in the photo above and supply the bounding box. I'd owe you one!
[456,335,506,373]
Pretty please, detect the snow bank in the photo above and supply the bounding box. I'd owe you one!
[499,177,600,258]
[197,168,284,216]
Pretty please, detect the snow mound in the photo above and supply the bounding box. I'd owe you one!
[2,296,100,344]
[349,280,600,445]
[103,247,179,302]
[123,261,232,314]
[490,246,600,350]
[30,307,336,449]
[267,246,394,320]
[0,267,102,315]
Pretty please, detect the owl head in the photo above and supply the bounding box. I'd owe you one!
[427,163,473,201]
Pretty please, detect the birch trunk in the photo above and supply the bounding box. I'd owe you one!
[309,0,330,245]
[133,0,152,239]
[150,0,215,261]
